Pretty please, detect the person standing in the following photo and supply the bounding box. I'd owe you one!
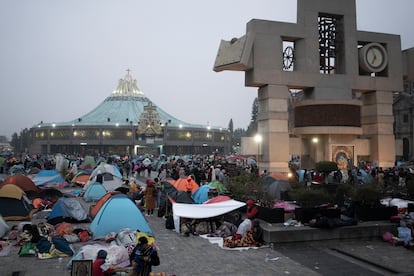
[144,180,156,216]
[153,177,161,207]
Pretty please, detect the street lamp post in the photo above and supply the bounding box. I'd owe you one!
[254,134,262,173]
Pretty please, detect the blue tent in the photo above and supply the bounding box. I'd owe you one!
[192,185,212,204]
[47,197,89,225]
[32,169,65,187]
[90,194,152,239]
[83,182,107,202]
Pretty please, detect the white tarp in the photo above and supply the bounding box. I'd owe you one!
[172,199,246,233]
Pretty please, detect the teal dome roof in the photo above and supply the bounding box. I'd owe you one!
[37,71,207,129]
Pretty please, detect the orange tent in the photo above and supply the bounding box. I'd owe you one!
[0,174,40,193]
[89,191,120,218]
[72,173,90,187]
[172,177,199,194]
[267,172,289,181]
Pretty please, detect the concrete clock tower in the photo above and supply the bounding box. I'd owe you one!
[214,0,404,173]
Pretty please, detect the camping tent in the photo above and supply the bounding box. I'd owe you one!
[0,174,41,193]
[89,191,121,218]
[71,172,91,187]
[208,181,227,193]
[262,179,291,200]
[80,155,96,170]
[47,197,89,225]
[172,177,199,193]
[192,185,212,204]
[85,164,122,191]
[83,182,107,202]
[0,184,34,220]
[90,194,152,239]
[32,169,65,187]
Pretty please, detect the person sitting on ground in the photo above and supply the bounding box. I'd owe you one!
[129,236,154,276]
[251,219,264,246]
[92,249,115,276]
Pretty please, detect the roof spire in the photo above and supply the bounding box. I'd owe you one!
[111,69,144,96]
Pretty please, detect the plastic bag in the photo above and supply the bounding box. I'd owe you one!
[18,242,36,257]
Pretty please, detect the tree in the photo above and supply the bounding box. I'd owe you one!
[228,119,234,133]
[246,97,258,136]
[10,132,20,152]
[10,128,30,153]
[232,128,246,148]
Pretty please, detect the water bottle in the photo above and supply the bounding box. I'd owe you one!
[56,257,63,269]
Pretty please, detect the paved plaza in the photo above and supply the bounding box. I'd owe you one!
[2,174,414,275]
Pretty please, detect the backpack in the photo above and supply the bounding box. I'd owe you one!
[165,215,174,230]
[150,248,160,266]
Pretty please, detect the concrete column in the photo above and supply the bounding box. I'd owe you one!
[257,85,290,173]
[361,91,395,168]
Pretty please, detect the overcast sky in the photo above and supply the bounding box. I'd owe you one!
[1,0,413,140]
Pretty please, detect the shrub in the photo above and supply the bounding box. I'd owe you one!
[289,188,331,208]
[315,161,338,173]
[228,171,263,201]
[352,185,382,207]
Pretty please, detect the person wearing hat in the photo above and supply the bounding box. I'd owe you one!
[92,249,114,276]
[245,199,259,220]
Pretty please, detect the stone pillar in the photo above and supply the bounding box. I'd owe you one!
[361,91,395,168]
[257,85,290,173]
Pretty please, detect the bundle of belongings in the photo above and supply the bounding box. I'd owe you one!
[382,214,414,247]
[9,222,75,258]
[68,228,156,271]
[222,219,265,248]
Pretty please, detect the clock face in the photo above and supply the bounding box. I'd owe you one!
[366,46,384,69]
[359,42,388,73]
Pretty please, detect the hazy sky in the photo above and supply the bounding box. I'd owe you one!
[1,0,413,140]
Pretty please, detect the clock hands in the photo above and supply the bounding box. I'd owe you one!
[371,52,377,65]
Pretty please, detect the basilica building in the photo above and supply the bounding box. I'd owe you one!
[28,71,231,156]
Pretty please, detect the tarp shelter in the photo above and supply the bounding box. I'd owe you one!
[83,182,107,202]
[89,191,121,219]
[0,174,41,193]
[90,194,152,239]
[0,184,34,220]
[157,181,178,217]
[169,190,194,204]
[32,169,65,187]
[85,164,122,191]
[171,197,245,233]
[47,197,89,225]
[0,214,10,238]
